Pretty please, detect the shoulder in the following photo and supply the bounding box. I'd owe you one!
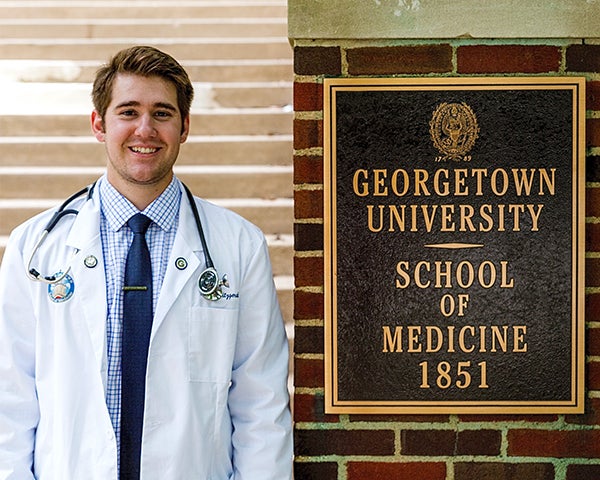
[190,197,268,257]
[8,204,68,251]
[194,197,263,236]
[6,186,93,256]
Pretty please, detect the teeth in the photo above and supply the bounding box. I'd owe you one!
[131,147,158,154]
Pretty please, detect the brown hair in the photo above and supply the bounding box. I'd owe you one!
[92,45,194,129]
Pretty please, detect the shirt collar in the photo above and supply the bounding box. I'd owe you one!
[99,175,182,232]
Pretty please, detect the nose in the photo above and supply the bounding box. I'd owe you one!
[135,114,157,137]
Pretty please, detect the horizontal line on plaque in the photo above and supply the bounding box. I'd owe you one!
[424,243,484,249]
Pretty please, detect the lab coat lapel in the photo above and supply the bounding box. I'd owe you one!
[64,192,108,372]
[152,192,202,337]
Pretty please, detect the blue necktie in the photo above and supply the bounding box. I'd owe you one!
[121,213,153,480]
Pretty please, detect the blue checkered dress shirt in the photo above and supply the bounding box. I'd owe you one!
[98,175,181,457]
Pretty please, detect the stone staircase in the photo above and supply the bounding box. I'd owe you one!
[0,1,294,325]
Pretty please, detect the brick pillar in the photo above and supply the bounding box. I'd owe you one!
[292,40,600,480]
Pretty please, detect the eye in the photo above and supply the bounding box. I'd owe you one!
[119,109,137,117]
[154,110,173,119]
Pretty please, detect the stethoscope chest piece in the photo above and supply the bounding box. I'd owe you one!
[198,267,229,301]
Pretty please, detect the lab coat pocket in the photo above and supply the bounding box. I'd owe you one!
[189,307,237,383]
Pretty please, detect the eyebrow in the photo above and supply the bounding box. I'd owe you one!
[114,101,178,112]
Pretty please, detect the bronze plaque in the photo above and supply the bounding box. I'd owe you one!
[324,77,586,414]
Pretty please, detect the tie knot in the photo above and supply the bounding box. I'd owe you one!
[128,213,152,235]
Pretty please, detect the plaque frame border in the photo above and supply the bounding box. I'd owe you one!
[323,76,586,414]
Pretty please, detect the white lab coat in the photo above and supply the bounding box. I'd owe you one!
[0,181,293,480]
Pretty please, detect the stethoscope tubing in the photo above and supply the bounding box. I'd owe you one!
[26,186,92,283]
[182,183,214,270]
[26,182,222,299]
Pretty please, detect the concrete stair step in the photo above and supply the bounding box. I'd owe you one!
[0,18,287,38]
[0,135,293,166]
[209,83,292,108]
[175,60,293,84]
[0,166,293,200]
[0,59,293,83]
[0,81,292,110]
[265,234,294,277]
[0,38,291,61]
[273,275,293,325]
[0,109,292,136]
[0,1,287,20]
[0,197,293,237]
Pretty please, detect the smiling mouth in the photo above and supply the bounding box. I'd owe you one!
[130,146,159,154]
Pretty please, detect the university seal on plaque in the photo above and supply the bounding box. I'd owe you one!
[429,102,479,161]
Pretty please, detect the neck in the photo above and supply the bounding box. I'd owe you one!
[106,173,173,211]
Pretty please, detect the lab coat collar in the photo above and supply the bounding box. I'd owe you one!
[61,184,108,375]
[64,183,101,251]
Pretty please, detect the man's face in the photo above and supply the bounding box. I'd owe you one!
[91,73,190,199]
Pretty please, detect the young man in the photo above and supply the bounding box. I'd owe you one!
[0,46,293,479]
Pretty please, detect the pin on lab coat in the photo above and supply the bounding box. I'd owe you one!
[0,181,293,479]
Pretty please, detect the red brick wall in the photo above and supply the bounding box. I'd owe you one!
[293,42,600,480]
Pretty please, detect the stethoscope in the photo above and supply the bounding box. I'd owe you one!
[26,182,228,301]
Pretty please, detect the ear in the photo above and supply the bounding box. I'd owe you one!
[91,110,106,142]
[180,115,190,144]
